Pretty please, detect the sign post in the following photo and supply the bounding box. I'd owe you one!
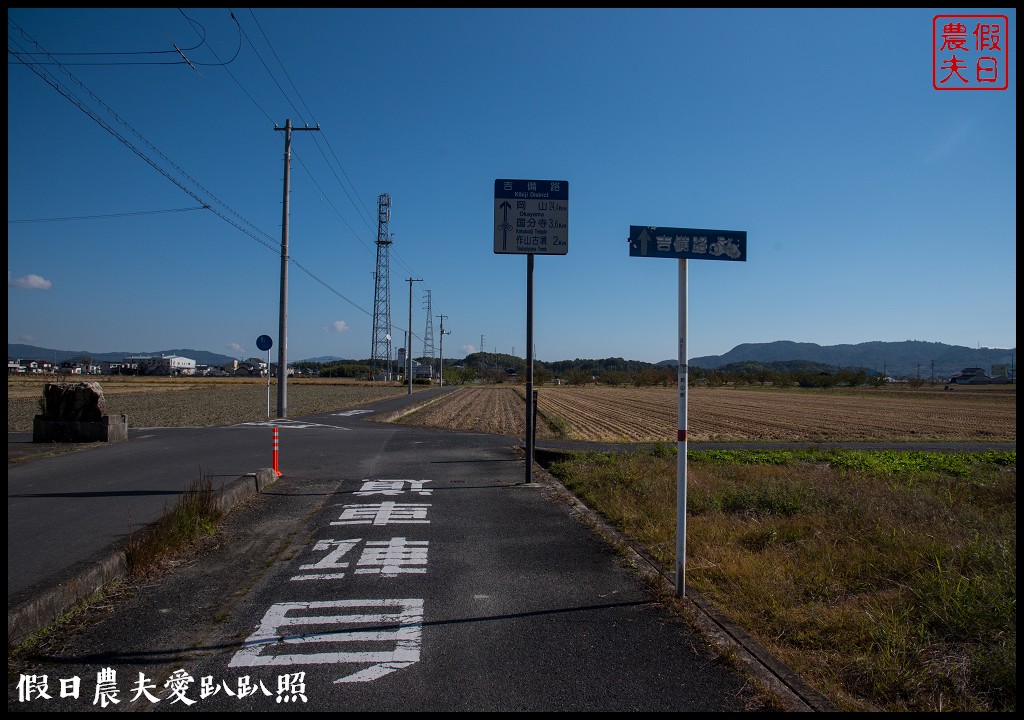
[629,225,747,597]
[494,179,568,484]
[256,335,274,420]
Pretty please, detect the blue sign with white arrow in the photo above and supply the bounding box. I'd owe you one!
[629,225,747,261]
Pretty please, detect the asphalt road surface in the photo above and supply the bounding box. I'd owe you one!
[9,392,769,712]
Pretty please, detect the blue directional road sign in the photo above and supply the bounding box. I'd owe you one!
[629,226,747,262]
[494,179,568,255]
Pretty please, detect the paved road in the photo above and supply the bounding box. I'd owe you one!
[7,389,450,605]
[8,390,776,711]
[14,388,1004,710]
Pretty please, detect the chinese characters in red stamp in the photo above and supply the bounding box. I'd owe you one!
[934,15,1009,90]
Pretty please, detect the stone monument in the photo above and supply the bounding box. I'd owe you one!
[32,381,128,443]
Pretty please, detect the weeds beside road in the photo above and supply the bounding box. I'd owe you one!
[544,447,1016,712]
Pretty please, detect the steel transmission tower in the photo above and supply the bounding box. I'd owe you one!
[422,289,435,374]
[370,194,393,380]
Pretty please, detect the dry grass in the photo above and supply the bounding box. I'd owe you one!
[546,448,1016,712]
[124,471,225,578]
[7,375,421,431]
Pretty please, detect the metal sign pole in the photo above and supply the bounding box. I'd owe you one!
[627,225,745,599]
[256,335,274,421]
[677,258,689,597]
[525,253,535,484]
[493,179,568,486]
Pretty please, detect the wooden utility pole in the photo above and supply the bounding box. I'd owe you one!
[406,277,422,394]
[274,118,319,418]
[438,315,450,387]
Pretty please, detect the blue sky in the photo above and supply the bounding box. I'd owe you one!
[8,8,1017,365]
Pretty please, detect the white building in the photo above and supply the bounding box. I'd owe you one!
[138,355,196,376]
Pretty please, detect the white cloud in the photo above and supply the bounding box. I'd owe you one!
[462,344,476,355]
[19,333,35,343]
[9,272,53,290]
[332,320,350,333]
[227,342,246,355]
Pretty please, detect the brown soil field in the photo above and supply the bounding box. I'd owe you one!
[396,386,560,439]
[9,377,1015,442]
[7,376,419,432]
[398,384,1016,443]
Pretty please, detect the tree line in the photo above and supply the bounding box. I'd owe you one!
[292,356,910,389]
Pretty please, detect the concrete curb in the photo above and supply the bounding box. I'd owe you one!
[7,467,279,649]
[531,457,837,712]
[368,387,460,423]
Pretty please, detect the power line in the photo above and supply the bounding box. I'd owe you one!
[234,11,305,124]
[240,10,378,237]
[229,10,428,325]
[10,22,373,321]
[8,206,208,223]
[6,9,240,67]
[232,10,385,268]
[10,14,412,334]
[8,23,281,254]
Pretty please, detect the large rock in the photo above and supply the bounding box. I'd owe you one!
[41,382,106,422]
[33,382,127,443]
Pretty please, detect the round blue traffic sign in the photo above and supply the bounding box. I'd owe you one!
[256,335,273,352]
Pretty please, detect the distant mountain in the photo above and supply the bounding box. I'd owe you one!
[9,340,1016,380]
[8,344,237,367]
[689,341,1016,379]
[658,358,847,373]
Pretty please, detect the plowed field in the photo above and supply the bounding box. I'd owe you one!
[397,385,1016,442]
[397,386,560,439]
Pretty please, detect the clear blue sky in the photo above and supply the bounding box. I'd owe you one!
[8,8,1017,364]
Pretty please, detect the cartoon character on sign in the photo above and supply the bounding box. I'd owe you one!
[709,238,741,259]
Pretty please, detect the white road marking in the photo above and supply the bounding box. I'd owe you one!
[234,419,349,430]
[229,599,423,684]
[355,479,432,496]
[330,502,432,526]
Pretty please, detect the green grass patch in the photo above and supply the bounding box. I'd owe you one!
[544,448,1016,712]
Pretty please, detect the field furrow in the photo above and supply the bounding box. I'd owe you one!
[397,387,559,439]
[9,376,1014,443]
[400,385,1016,443]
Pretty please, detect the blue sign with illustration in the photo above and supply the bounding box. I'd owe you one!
[629,226,746,262]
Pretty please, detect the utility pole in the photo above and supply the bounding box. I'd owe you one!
[438,314,450,387]
[274,118,319,419]
[406,277,422,395]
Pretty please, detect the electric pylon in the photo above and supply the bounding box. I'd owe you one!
[370,193,393,380]
[422,289,435,375]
